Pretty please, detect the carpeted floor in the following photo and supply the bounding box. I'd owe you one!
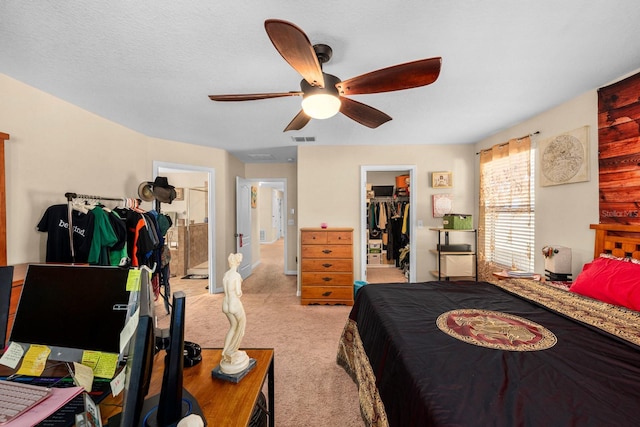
[155,239,364,426]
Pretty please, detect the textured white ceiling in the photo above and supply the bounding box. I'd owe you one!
[2,1,640,163]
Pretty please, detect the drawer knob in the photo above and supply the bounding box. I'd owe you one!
[322,263,333,268]
[322,249,332,254]
[322,277,333,282]
[322,291,333,297]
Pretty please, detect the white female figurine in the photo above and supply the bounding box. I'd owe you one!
[220,253,250,374]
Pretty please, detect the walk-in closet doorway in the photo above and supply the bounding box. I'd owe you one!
[360,165,416,284]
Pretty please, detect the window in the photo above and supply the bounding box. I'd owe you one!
[479,137,535,271]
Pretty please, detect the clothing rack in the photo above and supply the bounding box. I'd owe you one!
[64,191,141,262]
[64,192,140,204]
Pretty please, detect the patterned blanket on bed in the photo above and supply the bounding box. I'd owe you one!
[337,279,640,427]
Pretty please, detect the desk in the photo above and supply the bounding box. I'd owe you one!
[102,348,275,427]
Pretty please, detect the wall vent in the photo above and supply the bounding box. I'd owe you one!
[247,153,276,160]
[260,229,266,242]
[291,136,316,143]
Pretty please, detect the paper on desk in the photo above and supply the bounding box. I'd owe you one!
[4,385,83,426]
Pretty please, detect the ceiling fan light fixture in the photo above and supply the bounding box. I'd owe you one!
[300,72,342,119]
[301,94,341,119]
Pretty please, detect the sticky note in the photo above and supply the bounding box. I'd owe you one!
[82,351,101,370]
[111,368,126,396]
[126,269,142,291]
[0,342,24,369]
[16,344,50,376]
[73,361,95,392]
[93,352,119,379]
[120,307,139,354]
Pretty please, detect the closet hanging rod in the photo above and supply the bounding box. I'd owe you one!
[369,196,409,202]
[64,192,137,203]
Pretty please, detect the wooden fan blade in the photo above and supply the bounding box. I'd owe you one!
[340,97,392,128]
[283,110,311,132]
[264,19,325,87]
[209,92,302,101]
[336,57,442,96]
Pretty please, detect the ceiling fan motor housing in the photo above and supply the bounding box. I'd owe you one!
[301,72,341,95]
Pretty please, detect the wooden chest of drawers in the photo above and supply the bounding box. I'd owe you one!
[300,227,354,305]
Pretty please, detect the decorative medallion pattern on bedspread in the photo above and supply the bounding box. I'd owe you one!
[436,309,557,351]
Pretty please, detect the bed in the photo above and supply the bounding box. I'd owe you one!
[337,224,640,426]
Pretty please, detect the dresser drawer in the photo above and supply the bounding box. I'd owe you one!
[301,272,353,286]
[301,259,352,272]
[301,231,328,244]
[326,231,352,244]
[301,245,352,259]
[301,286,354,301]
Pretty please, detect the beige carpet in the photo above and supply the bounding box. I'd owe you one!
[155,239,364,426]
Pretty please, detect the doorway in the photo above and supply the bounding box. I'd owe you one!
[153,161,218,294]
[236,178,289,278]
[360,165,416,283]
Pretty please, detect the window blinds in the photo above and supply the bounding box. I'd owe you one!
[479,137,535,271]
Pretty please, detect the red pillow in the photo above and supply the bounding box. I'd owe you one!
[570,256,640,311]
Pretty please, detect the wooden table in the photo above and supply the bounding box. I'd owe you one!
[102,348,275,426]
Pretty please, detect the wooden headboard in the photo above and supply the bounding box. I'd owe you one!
[590,223,640,261]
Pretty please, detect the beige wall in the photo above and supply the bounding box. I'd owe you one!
[0,73,238,288]
[297,144,477,282]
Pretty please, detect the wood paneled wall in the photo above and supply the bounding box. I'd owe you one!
[597,73,640,225]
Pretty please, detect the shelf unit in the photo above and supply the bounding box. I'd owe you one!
[429,228,478,281]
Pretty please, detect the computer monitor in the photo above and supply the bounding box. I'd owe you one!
[107,268,156,427]
[140,291,206,427]
[9,264,132,362]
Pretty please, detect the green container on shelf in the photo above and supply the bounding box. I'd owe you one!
[442,214,473,230]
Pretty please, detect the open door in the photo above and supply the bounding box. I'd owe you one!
[235,177,253,279]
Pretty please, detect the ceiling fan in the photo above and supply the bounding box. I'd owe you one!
[209,19,442,132]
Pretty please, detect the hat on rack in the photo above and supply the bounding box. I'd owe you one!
[150,176,177,204]
[137,181,155,202]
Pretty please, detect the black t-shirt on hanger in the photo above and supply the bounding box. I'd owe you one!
[37,204,95,263]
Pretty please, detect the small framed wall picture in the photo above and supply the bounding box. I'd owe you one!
[432,171,452,188]
[251,185,257,208]
[432,194,453,218]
